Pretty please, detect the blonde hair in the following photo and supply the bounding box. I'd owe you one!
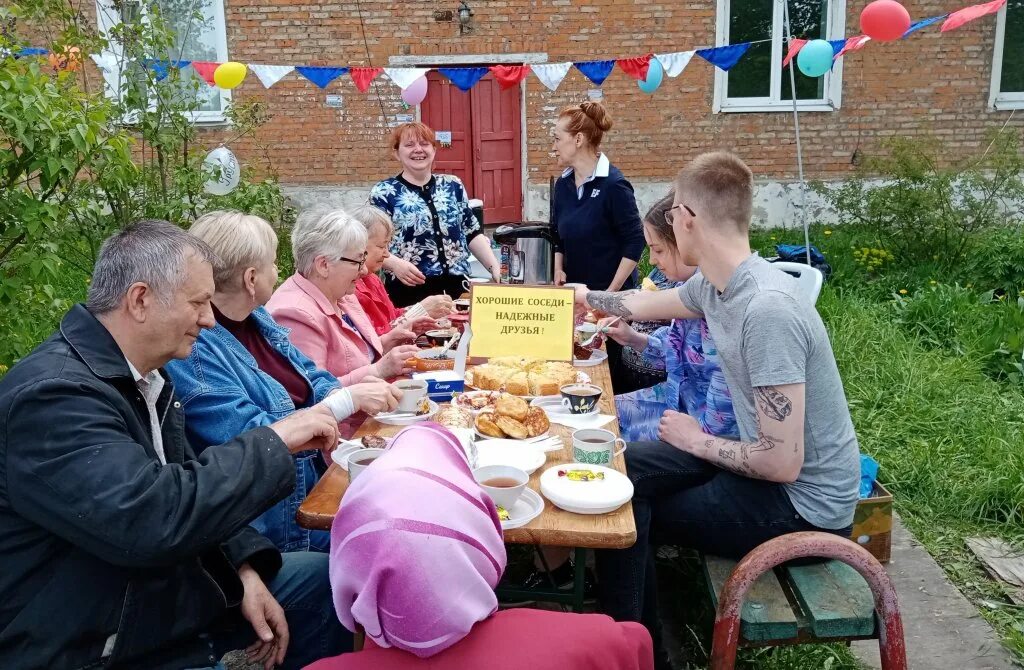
[349,204,394,238]
[291,206,368,277]
[674,152,754,231]
[188,210,278,291]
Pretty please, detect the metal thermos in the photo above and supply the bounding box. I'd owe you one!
[492,222,556,285]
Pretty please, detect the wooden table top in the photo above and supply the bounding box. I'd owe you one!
[297,356,637,549]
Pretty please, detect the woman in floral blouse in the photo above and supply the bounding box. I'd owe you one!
[370,123,500,307]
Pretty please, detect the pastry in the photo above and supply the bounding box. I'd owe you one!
[361,435,387,449]
[505,371,530,397]
[475,411,505,438]
[573,343,594,360]
[494,415,529,440]
[528,373,559,397]
[434,405,473,429]
[521,406,550,437]
[494,393,529,422]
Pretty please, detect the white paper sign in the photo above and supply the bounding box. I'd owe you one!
[436,131,453,144]
[325,94,343,108]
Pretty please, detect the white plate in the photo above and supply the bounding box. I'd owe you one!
[475,436,564,454]
[499,488,545,530]
[330,439,365,471]
[573,349,608,367]
[530,396,599,418]
[474,441,547,474]
[374,400,439,426]
[453,390,502,415]
[539,463,634,515]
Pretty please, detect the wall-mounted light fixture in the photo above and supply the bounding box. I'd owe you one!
[457,1,474,34]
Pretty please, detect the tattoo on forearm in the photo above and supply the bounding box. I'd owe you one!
[704,439,715,450]
[755,387,792,422]
[587,291,633,318]
[719,448,736,461]
[741,434,778,461]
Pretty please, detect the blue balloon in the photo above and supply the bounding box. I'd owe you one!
[638,57,664,94]
[796,39,835,78]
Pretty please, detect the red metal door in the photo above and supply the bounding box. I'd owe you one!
[470,73,522,224]
[420,71,474,196]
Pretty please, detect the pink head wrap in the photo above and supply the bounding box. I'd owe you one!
[329,423,507,658]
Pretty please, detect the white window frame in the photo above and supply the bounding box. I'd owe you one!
[94,0,231,124]
[713,0,846,113]
[989,3,1024,110]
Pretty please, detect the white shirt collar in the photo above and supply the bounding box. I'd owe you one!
[125,357,161,385]
[561,152,610,180]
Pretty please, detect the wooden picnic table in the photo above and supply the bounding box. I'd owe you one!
[297,356,636,551]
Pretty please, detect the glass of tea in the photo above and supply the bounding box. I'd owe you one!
[472,465,528,509]
[347,448,386,482]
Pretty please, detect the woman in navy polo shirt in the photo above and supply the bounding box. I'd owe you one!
[551,101,645,390]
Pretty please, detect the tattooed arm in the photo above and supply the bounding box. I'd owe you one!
[573,285,701,321]
[658,383,806,483]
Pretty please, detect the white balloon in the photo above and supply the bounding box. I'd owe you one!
[203,146,240,196]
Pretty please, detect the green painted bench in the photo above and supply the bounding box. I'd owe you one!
[701,554,878,647]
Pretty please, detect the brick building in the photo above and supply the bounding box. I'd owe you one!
[92,0,1023,226]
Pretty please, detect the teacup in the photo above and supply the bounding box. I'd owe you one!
[473,465,528,509]
[347,448,385,481]
[571,428,626,466]
[453,298,471,313]
[394,379,427,412]
[560,383,602,415]
[425,329,457,347]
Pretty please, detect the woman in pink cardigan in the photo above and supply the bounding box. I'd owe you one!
[267,208,420,435]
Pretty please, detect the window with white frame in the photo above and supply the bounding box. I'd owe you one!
[714,0,846,113]
[94,0,230,123]
[990,0,1023,109]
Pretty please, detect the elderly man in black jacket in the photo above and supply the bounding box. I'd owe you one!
[0,220,351,670]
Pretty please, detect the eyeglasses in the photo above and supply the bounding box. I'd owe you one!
[337,252,368,271]
[664,203,696,227]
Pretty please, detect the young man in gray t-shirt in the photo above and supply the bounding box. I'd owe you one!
[576,152,859,668]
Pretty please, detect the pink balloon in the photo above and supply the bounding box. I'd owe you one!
[401,77,428,106]
[860,0,911,42]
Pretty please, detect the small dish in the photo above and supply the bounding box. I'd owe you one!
[374,400,440,426]
[572,348,608,367]
[330,439,365,471]
[499,488,544,530]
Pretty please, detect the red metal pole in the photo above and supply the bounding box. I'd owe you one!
[709,531,907,670]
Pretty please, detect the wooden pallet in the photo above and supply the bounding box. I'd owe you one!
[702,554,878,646]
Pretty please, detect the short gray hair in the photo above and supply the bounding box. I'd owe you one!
[87,219,218,314]
[291,206,368,277]
[189,210,278,291]
[348,203,393,238]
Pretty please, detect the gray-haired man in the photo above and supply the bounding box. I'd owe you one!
[0,220,350,669]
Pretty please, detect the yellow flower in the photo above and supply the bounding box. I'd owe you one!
[966,283,973,288]
[824,230,832,235]
[770,236,777,241]
[929,280,937,285]
[899,289,908,295]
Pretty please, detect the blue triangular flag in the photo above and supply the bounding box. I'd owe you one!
[903,14,948,37]
[295,66,348,89]
[573,60,616,86]
[438,67,489,91]
[16,47,49,58]
[696,43,752,71]
[143,59,190,81]
[829,39,848,55]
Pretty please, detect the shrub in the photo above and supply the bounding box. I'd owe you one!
[963,226,1024,296]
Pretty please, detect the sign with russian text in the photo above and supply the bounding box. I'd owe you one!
[468,284,575,361]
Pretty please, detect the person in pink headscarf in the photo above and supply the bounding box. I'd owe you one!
[307,423,654,670]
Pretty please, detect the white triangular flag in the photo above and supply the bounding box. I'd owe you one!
[656,51,696,78]
[384,67,429,90]
[249,64,294,88]
[532,62,572,91]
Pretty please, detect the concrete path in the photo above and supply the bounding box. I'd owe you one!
[852,517,1019,669]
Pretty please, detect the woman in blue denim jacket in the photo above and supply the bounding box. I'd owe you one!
[166,211,401,553]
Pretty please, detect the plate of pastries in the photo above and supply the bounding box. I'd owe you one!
[464,356,589,398]
[473,393,551,440]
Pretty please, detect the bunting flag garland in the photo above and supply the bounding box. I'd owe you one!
[143,59,189,81]
[384,67,428,89]
[295,66,348,89]
[941,0,1006,31]
[438,66,489,91]
[532,62,572,90]
[249,64,294,88]
[350,67,383,93]
[828,39,849,56]
[189,61,220,86]
[574,60,616,86]
[903,14,947,37]
[655,51,695,77]
[696,43,751,71]
[490,65,531,90]
[17,47,50,57]
[782,39,808,68]
[616,54,652,81]
[835,35,871,59]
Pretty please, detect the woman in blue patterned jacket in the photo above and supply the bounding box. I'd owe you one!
[602,192,740,442]
[370,122,501,307]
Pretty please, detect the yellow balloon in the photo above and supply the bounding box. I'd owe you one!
[213,62,247,89]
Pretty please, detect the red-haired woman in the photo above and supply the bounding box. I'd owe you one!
[370,122,501,307]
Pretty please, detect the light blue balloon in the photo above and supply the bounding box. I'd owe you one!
[796,39,835,78]
[638,57,664,94]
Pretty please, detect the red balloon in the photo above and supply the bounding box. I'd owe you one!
[860,0,912,42]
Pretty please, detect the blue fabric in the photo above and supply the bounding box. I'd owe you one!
[16,47,49,57]
[143,59,190,81]
[369,174,483,279]
[696,43,751,71]
[165,307,340,553]
[860,454,879,498]
[903,14,947,37]
[829,39,848,55]
[550,164,645,291]
[295,66,348,89]
[775,243,827,266]
[573,59,616,85]
[438,66,489,91]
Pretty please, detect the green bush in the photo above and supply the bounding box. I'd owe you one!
[963,227,1024,296]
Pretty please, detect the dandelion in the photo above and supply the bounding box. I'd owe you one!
[770,236,777,241]
[899,289,908,295]
[929,280,937,285]
[966,283,973,288]
[824,230,832,236]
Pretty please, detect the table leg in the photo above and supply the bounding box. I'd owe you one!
[572,547,587,613]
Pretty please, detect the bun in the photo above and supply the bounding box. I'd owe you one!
[579,101,613,132]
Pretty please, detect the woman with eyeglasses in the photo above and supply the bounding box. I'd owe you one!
[267,207,420,435]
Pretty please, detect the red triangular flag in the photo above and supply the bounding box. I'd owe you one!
[616,54,652,81]
[190,61,220,86]
[941,0,1006,31]
[835,35,871,60]
[489,65,531,90]
[782,39,807,68]
[349,67,383,93]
